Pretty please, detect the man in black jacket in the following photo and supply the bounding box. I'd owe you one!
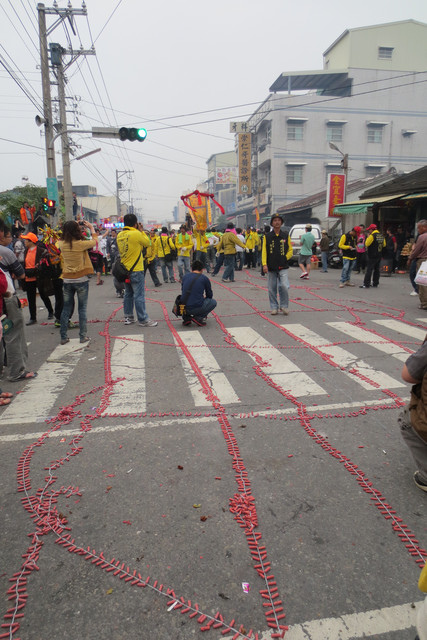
[261,214,293,315]
[360,224,385,289]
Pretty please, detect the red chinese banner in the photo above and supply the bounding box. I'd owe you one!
[326,173,346,218]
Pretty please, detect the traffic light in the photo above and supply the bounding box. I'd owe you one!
[47,199,56,212]
[118,127,147,142]
[42,197,49,212]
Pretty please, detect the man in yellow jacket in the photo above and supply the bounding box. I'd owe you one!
[193,229,211,273]
[175,225,193,281]
[216,223,246,283]
[145,229,162,287]
[117,214,157,327]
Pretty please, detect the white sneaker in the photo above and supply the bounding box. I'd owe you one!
[124,317,135,325]
[299,272,308,279]
[270,309,278,315]
[139,319,158,327]
[410,291,418,296]
[280,308,289,316]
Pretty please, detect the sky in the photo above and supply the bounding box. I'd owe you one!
[1,0,427,223]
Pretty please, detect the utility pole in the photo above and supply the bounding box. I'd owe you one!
[116,170,134,216]
[36,3,94,220]
[54,46,73,221]
[37,3,56,179]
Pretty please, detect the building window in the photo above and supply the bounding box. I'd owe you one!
[367,126,383,143]
[325,165,342,183]
[365,165,385,178]
[326,125,343,142]
[286,165,304,184]
[378,46,393,60]
[287,123,304,141]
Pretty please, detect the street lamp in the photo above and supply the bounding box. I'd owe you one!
[329,142,348,200]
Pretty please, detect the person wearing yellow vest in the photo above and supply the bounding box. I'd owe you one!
[157,227,176,283]
[145,229,162,287]
[193,229,211,273]
[117,213,157,327]
[175,225,193,281]
[338,227,359,288]
[245,227,259,268]
[216,223,246,282]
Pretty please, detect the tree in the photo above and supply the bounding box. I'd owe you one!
[0,184,48,225]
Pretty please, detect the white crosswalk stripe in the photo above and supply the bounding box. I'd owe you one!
[2,318,417,421]
[373,318,426,341]
[327,321,413,362]
[0,339,90,425]
[228,327,326,397]
[106,335,146,414]
[174,331,240,406]
[283,324,405,390]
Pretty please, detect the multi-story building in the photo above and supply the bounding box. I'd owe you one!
[236,19,427,225]
[206,150,238,224]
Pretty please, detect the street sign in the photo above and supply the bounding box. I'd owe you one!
[46,177,59,205]
[230,121,250,134]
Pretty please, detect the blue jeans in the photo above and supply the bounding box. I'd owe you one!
[213,253,225,275]
[187,297,217,319]
[123,270,148,322]
[195,251,209,272]
[222,254,236,281]
[321,251,328,272]
[159,258,175,282]
[177,256,190,280]
[61,280,89,341]
[340,258,354,283]
[267,270,289,310]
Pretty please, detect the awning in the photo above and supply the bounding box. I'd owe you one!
[333,194,406,215]
[401,192,427,200]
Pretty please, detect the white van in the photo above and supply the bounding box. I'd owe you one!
[288,224,322,265]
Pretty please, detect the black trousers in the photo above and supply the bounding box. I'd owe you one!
[363,256,382,287]
[26,280,53,320]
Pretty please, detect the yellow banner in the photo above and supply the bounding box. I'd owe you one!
[238,133,252,195]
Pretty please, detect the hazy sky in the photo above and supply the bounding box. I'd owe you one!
[1,0,427,222]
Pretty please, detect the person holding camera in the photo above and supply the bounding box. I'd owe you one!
[57,220,98,345]
[117,214,157,327]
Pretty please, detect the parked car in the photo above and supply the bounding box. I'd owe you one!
[288,224,322,265]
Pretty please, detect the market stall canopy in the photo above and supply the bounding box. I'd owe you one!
[333,194,406,215]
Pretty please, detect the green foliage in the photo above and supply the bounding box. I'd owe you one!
[0,184,47,224]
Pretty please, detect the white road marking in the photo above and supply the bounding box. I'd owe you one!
[0,397,406,443]
[373,318,426,342]
[0,339,89,425]
[174,331,240,406]
[285,324,404,390]
[264,600,421,640]
[229,327,326,397]
[327,321,413,362]
[105,335,146,414]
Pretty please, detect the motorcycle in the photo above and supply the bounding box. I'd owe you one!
[327,241,343,269]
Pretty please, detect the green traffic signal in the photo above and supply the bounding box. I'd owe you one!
[118,127,147,142]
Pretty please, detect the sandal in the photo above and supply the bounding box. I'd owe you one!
[0,398,11,406]
[13,371,38,381]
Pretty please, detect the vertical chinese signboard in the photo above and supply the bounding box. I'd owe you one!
[326,173,346,218]
[238,133,252,195]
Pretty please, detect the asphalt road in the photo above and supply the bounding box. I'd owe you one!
[0,263,425,640]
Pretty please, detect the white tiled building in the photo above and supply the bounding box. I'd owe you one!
[238,19,427,222]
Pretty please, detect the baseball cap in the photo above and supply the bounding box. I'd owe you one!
[21,232,38,243]
[270,213,284,225]
[366,224,377,231]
